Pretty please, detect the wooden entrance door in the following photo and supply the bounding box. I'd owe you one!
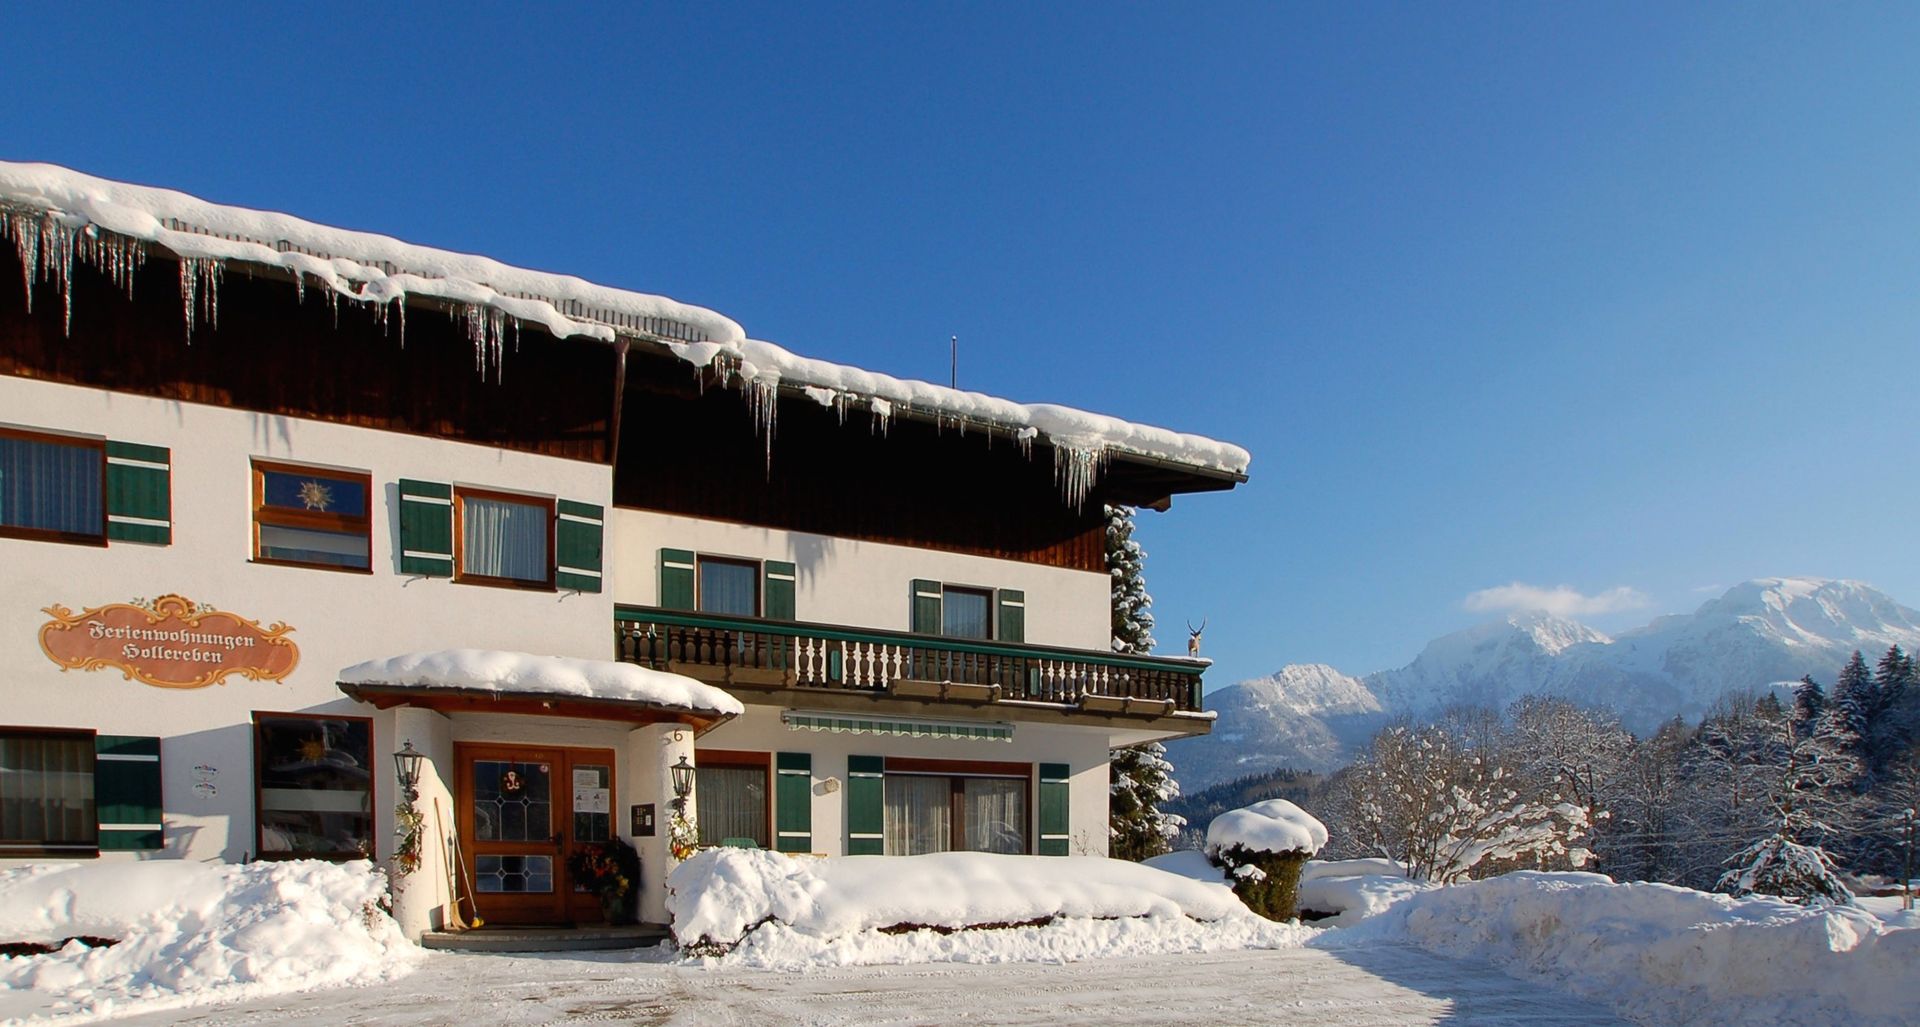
[455,744,618,926]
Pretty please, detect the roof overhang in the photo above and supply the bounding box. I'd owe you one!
[337,681,737,736]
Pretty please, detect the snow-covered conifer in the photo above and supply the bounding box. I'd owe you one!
[1104,503,1180,859]
[1105,505,1155,655]
[1830,650,1875,743]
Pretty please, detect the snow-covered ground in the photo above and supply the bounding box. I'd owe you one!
[1327,871,1920,1026]
[5,852,1915,1024]
[101,945,1629,1026]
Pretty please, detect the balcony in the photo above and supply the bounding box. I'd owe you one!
[614,606,1208,718]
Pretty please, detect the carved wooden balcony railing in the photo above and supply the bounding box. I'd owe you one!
[614,607,1207,716]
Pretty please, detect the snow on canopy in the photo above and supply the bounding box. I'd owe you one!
[666,848,1256,952]
[1205,799,1329,857]
[338,649,743,717]
[0,161,1249,505]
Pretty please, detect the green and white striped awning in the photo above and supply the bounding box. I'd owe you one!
[781,710,1014,743]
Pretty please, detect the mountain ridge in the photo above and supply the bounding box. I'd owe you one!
[1167,577,1920,790]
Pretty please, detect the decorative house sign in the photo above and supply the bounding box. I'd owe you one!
[39,594,299,689]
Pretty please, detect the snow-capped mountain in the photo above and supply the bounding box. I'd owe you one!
[1170,664,1385,791]
[1168,578,1920,789]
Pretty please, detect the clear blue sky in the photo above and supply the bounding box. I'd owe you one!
[5,4,1917,686]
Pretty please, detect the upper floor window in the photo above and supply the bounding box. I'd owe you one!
[699,557,762,617]
[0,428,104,545]
[911,579,1025,643]
[456,487,553,588]
[252,461,371,571]
[940,586,993,640]
[658,549,796,620]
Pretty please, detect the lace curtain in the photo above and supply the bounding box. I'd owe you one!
[462,496,548,581]
[0,436,101,535]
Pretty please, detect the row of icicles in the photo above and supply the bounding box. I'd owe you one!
[1,205,521,380]
[4,205,1109,507]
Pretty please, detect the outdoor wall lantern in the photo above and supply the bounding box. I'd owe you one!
[393,741,425,803]
[670,754,694,805]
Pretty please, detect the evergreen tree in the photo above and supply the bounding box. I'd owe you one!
[1104,504,1180,859]
[1873,645,1912,718]
[1792,675,1826,727]
[1108,743,1185,861]
[1830,650,1875,743]
[1105,505,1155,654]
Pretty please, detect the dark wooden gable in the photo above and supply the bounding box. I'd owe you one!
[0,247,620,463]
[614,349,1108,571]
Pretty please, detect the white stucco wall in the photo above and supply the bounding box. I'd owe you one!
[696,705,1113,858]
[607,508,1110,651]
[0,375,615,865]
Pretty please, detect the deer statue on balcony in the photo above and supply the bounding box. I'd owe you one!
[1186,618,1207,658]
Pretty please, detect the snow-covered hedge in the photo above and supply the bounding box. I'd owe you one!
[664,848,1304,964]
[0,860,418,1021]
[1328,871,1920,1026]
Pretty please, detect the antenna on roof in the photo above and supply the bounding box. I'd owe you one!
[950,335,957,390]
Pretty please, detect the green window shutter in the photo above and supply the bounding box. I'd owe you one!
[398,479,453,577]
[96,735,163,851]
[910,579,943,635]
[105,441,171,544]
[555,499,604,593]
[775,752,812,853]
[764,561,797,621]
[660,549,696,610]
[997,589,1026,643]
[846,755,885,855]
[1038,763,1070,856]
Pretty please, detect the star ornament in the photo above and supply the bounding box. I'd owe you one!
[297,480,334,511]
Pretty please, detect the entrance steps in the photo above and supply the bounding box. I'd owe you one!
[420,923,671,953]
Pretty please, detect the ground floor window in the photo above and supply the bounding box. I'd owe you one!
[0,729,96,853]
[696,751,769,848]
[254,713,373,859]
[883,769,1028,856]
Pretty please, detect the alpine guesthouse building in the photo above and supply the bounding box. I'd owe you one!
[0,164,1249,938]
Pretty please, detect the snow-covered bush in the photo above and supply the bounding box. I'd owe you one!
[1327,721,1593,883]
[1204,799,1327,920]
[664,848,1254,956]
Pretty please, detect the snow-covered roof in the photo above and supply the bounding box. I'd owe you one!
[337,649,744,718]
[0,162,1251,492]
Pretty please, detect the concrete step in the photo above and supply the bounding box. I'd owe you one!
[421,923,671,953]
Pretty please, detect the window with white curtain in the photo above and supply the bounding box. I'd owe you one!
[0,429,103,544]
[698,558,760,616]
[457,490,551,585]
[884,774,1028,855]
[0,730,97,853]
[941,587,992,640]
[696,764,767,847]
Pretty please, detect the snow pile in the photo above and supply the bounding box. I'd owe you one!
[1296,860,1429,927]
[1324,871,1920,1026]
[665,848,1306,966]
[339,649,744,716]
[0,860,418,1022]
[1205,799,1328,857]
[1140,848,1228,883]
